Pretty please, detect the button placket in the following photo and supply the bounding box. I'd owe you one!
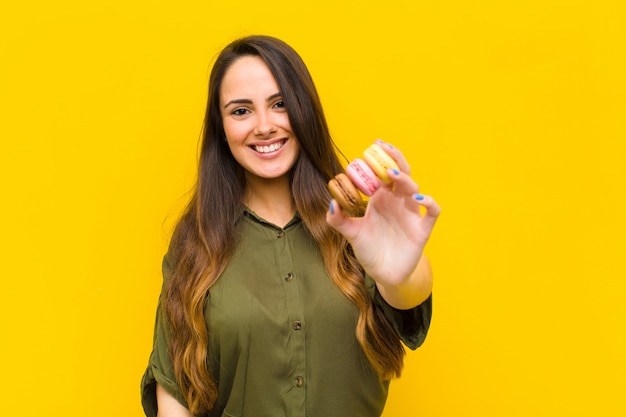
[274,224,306,411]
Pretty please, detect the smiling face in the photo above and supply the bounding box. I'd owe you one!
[220,55,300,183]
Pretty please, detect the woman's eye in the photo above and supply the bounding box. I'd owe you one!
[232,108,250,116]
[273,100,285,109]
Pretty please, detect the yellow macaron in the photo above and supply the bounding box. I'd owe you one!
[362,143,400,183]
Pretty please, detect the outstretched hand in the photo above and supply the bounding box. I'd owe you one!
[326,140,441,293]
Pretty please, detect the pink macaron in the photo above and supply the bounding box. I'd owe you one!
[346,158,381,196]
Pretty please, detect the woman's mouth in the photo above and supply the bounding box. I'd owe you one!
[251,139,286,154]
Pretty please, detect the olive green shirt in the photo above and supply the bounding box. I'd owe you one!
[141,209,432,417]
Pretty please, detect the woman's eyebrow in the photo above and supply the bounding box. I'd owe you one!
[223,92,282,109]
[266,92,282,102]
[223,98,251,109]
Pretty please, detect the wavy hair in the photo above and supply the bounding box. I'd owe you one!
[163,35,405,415]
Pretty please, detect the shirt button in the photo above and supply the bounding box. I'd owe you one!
[294,376,304,388]
[292,320,302,330]
[277,231,285,238]
[284,272,293,282]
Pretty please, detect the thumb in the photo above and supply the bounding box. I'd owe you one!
[326,199,359,241]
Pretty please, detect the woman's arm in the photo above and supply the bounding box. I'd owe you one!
[156,383,192,417]
[326,140,441,310]
[374,252,433,310]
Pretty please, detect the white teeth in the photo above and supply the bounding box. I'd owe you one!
[254,141,283,154]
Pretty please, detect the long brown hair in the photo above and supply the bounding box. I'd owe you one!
[163,35,405,415]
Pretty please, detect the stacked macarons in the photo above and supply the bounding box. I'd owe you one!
[328,143,400,216]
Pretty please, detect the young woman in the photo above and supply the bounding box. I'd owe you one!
[141,35,440,417]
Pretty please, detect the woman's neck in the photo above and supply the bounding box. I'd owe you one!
[243,175,295,227]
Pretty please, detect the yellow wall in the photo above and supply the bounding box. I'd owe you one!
[1,1,624,416]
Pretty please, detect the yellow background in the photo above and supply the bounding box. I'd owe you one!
[1,1,624,416]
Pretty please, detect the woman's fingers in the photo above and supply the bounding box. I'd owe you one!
[383,164,441,234]
[413,193,441,234]
[385,167,419,196]
[327,140,441,243]
[375,139,411,175]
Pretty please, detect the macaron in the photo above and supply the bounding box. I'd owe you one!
[362,143,400,184]
[328,173,364,217]
[346,158,380,197]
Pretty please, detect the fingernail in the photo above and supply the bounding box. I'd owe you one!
[414,193,425,201]
[392,169,400,176]
[386,143,394,149]
[375,139,384,145]
[329,200,335,214]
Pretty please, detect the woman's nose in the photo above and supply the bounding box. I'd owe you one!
[254,112,277,137]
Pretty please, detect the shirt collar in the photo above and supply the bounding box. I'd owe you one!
[242,205,301,230]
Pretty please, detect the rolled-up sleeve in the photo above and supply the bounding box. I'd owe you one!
[366,275,433,350]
